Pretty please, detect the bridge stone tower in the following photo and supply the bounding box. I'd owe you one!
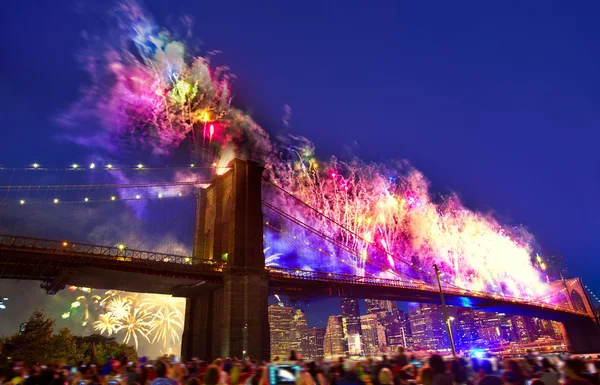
[181,159,269,360]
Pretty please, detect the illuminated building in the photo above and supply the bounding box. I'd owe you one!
[455,308,478,350]
[347,333,362,356]
[360,313,380,354]
[475,311,502,345]
[324,315,346,358]
[380,310,403,348]
[268,304,293,360]
[408,303,451,351]
[366,299,406,349]
[290,309,308,356]
[341,299,362,355]
[365,299,397,314]
[377,321,388,351]
[512,315,537,343]
[301,327,326,360]
[396,310,414,349]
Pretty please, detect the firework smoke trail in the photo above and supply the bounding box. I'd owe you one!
[63,1,549,300]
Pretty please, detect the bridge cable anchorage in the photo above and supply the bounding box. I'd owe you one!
[261,178,577,309]
[262,178,472,291]
[262,207,413,281]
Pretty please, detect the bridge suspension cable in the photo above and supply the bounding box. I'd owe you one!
[0,165,217,172]
[261,178,582,311]
[263,201,411,281]
[0,181,210,191]
[0,166,200,255]
[262,178,469,291]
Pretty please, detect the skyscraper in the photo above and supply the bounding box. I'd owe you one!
[395,310,414,349]
[268,304,293,361]
[324,315,346,358]
[408,303,450,351]
[360,313,380,354]
[475,311,503,346]
[511,315,537,343]
[366,299,404,349]
[380,310,403,348]
[365,299,398,315]
[301,327,326,361]
[377,321,388,351]
[455,308,478,350]
[341,299,362,355]
[290,309,308,356]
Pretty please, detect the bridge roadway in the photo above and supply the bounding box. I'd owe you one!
[0,234,591,323]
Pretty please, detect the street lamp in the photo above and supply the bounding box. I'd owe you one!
[433,264,457,357]
[243,323,248,359]
[447,316,456,353]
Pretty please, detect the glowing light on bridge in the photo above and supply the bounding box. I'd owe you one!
[32,163,39,169]
[107,164,113,169]
[89,163,95,169]
[19,200,25,205]
[72,164,79,169]
[53,198,59,204]
[137,164,143,169]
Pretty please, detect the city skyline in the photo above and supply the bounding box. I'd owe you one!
[268,297,567,358]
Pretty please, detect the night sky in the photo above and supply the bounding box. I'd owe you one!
[1,0,600,329]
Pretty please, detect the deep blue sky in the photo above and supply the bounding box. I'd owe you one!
[1,0,600,325]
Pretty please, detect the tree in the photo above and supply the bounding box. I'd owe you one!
[7,310,56,364]
[0,311,139,365]
[53,328,83,364]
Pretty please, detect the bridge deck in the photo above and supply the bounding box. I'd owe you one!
[0,235,590,321]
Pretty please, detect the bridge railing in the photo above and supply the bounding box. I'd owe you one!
[267,267,589,316]
[0,235,588,316]
[0,234,223,272]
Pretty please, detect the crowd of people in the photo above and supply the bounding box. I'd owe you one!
[2,348,600,385]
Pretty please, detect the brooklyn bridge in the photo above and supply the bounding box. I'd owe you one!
[1,159,599,359]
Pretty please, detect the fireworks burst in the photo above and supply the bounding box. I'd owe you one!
[93,314,121,336]
[120,308,152,349]
[63,1,551,301]
[148,308,184,347]
[105,296,131,320]
[89,291,186,350]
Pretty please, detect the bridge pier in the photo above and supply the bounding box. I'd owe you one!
[562,317,600,353]
[181,269,269,360]
[182,158,270,361]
